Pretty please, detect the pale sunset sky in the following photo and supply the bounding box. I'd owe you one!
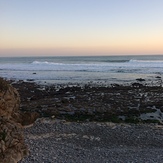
[0,0,163,56]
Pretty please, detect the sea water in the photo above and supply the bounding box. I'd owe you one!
[0,55,163,85]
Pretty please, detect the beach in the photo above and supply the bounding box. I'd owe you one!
[20,118,163,163]
[2,0,163,161]
[9,80,162,163]
[0,56,163,162]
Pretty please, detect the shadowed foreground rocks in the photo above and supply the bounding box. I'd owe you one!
[0,78,20,119]
[0,118,28,163]
[0,78,39,163]
[12,80,163,123]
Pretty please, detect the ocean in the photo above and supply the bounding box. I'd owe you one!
[0,55,163,85]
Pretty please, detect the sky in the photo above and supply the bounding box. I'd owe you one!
[0,0,163,56]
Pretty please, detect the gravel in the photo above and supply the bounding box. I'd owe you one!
[20,118,163,163]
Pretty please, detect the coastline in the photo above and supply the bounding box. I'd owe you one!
[11,79,163,123]
[9,79,162,162]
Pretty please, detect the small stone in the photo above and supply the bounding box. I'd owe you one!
[51,115,55,119]
[83,135,89,139]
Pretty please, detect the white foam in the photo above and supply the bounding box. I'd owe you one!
[1,59,163,72]
[129,59,163,64]
[0,57,163,83]
[32,61,64,65]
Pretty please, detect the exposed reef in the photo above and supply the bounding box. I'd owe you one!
[11,80,163,124]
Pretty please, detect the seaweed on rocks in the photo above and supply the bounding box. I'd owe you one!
[12,80,163,123]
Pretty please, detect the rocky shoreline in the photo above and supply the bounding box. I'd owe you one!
[4,79,162,162]
[11,80,163,124]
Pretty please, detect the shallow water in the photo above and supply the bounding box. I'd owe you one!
[0,55,163,85]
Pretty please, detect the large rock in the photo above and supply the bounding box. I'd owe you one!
[0,78,20,119]
[0,118,28,163]
[0,78,29,163]
[0,77,39,124]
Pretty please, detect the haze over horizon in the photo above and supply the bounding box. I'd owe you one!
[0,0,163,57]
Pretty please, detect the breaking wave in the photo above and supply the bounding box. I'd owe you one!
[129,59,163,63]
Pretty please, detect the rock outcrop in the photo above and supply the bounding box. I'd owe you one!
[0,78,29,163]
[0,118,28,163]
[0,78,20,120]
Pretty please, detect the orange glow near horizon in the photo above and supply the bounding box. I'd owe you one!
[1,31,163,56]
[0,44,163,57]
[1,1,163,56]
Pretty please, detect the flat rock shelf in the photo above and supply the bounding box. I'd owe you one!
[12,81,163,123]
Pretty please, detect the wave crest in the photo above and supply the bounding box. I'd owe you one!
[129,59,163,63]
[32,61,64,65]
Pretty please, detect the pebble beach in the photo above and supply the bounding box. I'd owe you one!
[20,118,163,163]
[9,79,162,163]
